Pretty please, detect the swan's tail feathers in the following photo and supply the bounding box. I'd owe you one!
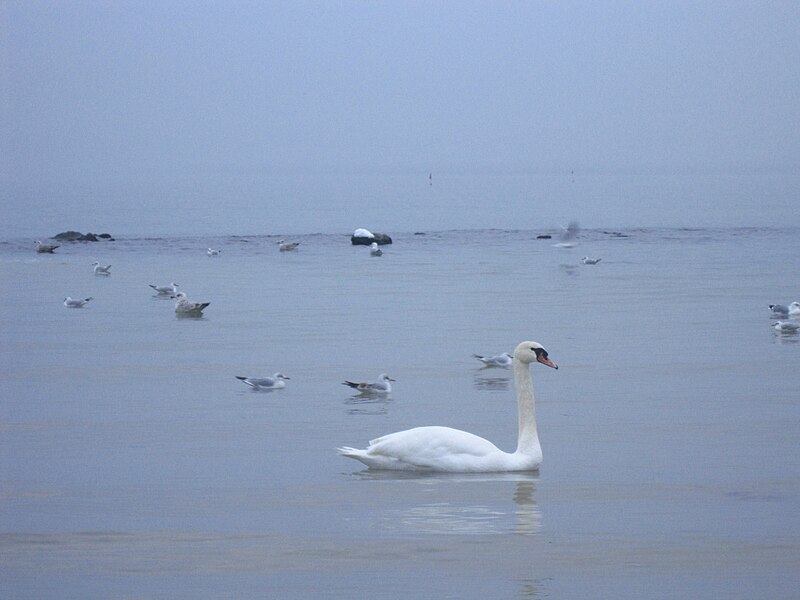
[342,381,359,389]
[337,446,362,457]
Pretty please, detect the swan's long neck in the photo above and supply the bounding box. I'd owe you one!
[513,358,540,455]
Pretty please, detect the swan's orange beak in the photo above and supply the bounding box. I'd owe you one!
[537,355,558,369]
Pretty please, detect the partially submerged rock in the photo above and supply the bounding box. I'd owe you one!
[350,228,392,245]
[53,231,114,242]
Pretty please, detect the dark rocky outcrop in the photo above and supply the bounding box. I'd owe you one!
[351,232,392,245]
[53,231,114,242]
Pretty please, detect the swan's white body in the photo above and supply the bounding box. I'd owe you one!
[339,341,557,472]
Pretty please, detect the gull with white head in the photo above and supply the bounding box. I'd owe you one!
[92,262,111,275]
[35,241,59,253]
[236,373,290,390]
[149,282,179,295]
[278,240,300,251]
[369,242,383,256]
[473,352,513,367]
[64,296,93,308]
[342,374,395,395]
[171,291,210,315]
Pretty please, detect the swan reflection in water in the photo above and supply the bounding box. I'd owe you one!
[353,471,541,536]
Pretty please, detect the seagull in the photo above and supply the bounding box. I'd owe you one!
[342,374,395,394]
[149,282,179,295]
[35,240,59,253]
[171,291,210,314]
[553,221,580,248]
[369,242,383,256]
[473,352,513,367]
[235,373,290,390]
[207,248,221,256]
[92,261,111,275]
[773,321,800,333]
[278,240,300,251]
[582,256,601,265]
[771,302,800,316]
[64,296,93,308]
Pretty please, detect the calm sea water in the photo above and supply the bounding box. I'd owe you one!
[1,227,799,599]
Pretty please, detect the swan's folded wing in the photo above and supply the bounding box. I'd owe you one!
[367,426,503,470]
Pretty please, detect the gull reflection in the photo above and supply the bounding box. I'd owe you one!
[473,373,511,391]
[343,394,393,416]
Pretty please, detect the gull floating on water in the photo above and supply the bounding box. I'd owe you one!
[769,302,800,316]
[773,321,800,333]
[369,242,383,256]
[92,261,111,275]
[171,291,210,314]
[342,374,395,394]
[235,373,290,390]
[35,240,59,253]
[473,352,513,367]
[278,240,300,251]
[582,256,601,265]
[553,221,580,248]
[149,282,179,295]
[64,296,93,308]
[207,248,221,256]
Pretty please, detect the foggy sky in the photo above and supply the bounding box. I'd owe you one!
[2,1,799,231]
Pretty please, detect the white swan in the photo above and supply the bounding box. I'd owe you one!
[338,341,557,472]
